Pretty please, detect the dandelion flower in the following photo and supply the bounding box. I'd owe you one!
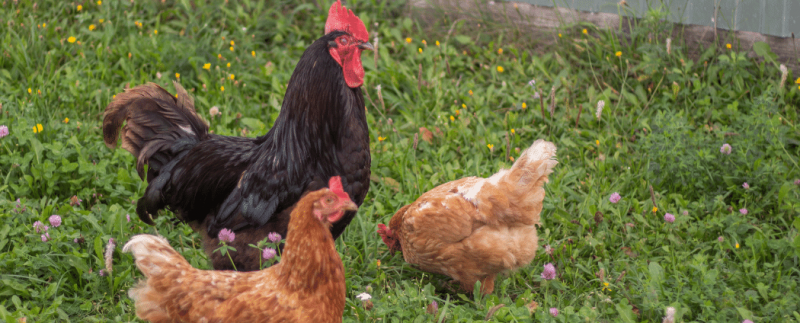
[262,248,277,260]
[720,143,732,155]
[68,36,76,43]
[356,293,372,301]
[218,228,235,242]
[541,263,556,280]
[549,308,558,317]
[378,136,386,142]
[89,24,96,31]
[220,86,225,92]
[742,182,749,189]
[449,115,454,121]
[468,90,473,95]
[582,28,588,34]
[418,48,422,53]
[230,40,235,46]
[203,63,211,70]
[175,73,180,79]
[615,51,622,57]
[28,88,32,94]
[609,192,621,203]
[558,33,562,38]
[251,50,256,57]
[735,243,740,249]
[405,37,412,43]
[496,66,504,73]
[268,232,282,243]
[49,215,62,227]
[796,77,800,84]
[510,128,515,134]
[227,62,231,68]
[739,208,748,215]
[435,40,440,46]
[0,125,8,138]
[154,29,158,35]
[498,48,503,54]
[63,118,69,123]
[97,0,101,5]
[229,74,235,80]
[77,5,82,11]
[664,213,675,223]
[596,140,600,145]
[652,206,658,213]
[726,43,732,49]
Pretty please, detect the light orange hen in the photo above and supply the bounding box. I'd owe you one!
[378,139,557,294]
[123,177,356,323]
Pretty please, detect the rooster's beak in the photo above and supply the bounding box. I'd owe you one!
[343,200,359,211]
[358,42,374,51]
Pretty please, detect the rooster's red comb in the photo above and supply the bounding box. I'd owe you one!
[324,0,369,42]
[328,176,350,201]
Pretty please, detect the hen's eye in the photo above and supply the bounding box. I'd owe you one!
[340,37,348,45]
[325,197,335,204]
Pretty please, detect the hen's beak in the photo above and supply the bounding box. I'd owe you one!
[342,200,359,211]
[358,41,374,51]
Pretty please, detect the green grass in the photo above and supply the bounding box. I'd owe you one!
[2,0,800,321]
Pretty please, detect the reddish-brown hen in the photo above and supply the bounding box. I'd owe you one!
[123,177,356,323]
[378,140,558,294]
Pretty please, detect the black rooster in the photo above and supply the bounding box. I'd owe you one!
[103,0,372,271]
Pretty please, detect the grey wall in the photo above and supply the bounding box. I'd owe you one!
[512,0,800,38]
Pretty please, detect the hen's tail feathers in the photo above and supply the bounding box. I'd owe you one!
[103,82,209,224]
[489,139,557,225]
[123,234,186,321]
[103,81,208,179]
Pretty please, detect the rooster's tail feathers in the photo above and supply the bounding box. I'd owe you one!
[123,234,189,278]
[103,81,208,179]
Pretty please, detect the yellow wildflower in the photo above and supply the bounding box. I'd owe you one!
[28,88,32,94]
[218,54,222,59]
[226,62,231,68]
[602,282,611,292]
[456,110,460,115]
[652,206,658,213]
[229,74,235,80]
[582,29,588,34]
[468,90,473,96]
[378,136,386,142]
[435,40,440,46]
[558,33,562,38]
[203,63,211,70]
[405,37,412,43]
[510,128,515,134]
[487,144,494,150]
[68,36,76,43]
[496,66,504,73]
[422,40,427,45]
[229,46,234,51]
[509,156,514,161]
[251,51,256,57]
[64,118,69,123]
[522,102,527,109]
[735,243,740,249]
[175,73,180,79]
[418,48,422,53]
[113,95,116,99]
[77,5,82,11]
[461,104,466,108]
[230,40,235,46]
[37,89,41,94]
[32,124,43,133]
[376,260,381,266]
[99,19,104,23]
[615,51,622,57]
[596,140,599,145]
[449,115,455,121]
[97,0,101,5]
[220,86,225,92]
[43,23,46,28]
[726,43,732,49]
[89,24,96,31]
[498,48,503,54]
[154,29,158,35]
[795,77,800,84]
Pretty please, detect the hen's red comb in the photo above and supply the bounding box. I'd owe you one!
[324,0,369,42]
[328,176,350,201]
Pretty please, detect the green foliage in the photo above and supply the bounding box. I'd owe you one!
[1,0,800,322]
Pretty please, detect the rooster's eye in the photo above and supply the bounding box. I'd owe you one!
[340,37,348,45]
